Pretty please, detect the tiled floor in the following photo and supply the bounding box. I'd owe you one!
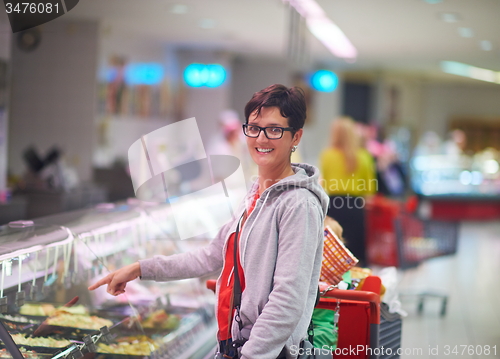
[394,221,500,359]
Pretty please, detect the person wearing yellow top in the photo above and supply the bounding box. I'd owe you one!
[319,116,376,266]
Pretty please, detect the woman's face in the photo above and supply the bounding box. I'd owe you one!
[246,106,302,172]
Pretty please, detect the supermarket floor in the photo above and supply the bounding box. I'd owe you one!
[396,221,500,359]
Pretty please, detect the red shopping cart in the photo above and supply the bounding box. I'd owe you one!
[364,195,459,316]
[365,195,459,269]
[206,276,402,359]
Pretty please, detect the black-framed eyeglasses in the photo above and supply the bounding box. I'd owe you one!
[242,124,295,140]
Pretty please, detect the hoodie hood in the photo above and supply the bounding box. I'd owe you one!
[246,162,329,217]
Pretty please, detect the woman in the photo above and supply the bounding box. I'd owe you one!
[89,84,329,359]
[319,116,376,266]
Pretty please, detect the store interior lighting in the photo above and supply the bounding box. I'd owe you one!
[440,61,500,84]
[310,70,338,92]
[184,63,226,88]
[124,63,164,85]
[458,27,474,38]
[283,0,357,59]
[484,159,499,174]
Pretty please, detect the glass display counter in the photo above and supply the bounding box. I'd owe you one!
[410,153,500,220]
[0,201,217,359]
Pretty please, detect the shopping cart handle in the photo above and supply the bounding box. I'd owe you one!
[206,279,216,293]
[317,289,381,325]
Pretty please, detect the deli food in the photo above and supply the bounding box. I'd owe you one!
[97,336,158,355]
[46,312,113,330]
[10,334,71,348]
[0,347,42,358]
[19,304,55,317]
[19,304,88,317]
[0,314,40,324]
[141,310,180,330]
[19,303,88,317]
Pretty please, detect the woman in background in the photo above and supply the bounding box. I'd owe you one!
[320,116,376,266]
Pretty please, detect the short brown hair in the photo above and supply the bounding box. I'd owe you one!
[244,84,306,131]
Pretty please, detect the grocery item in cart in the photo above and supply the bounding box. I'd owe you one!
[320,226,358,285]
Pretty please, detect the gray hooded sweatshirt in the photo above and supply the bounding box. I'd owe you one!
[139,163,329,359]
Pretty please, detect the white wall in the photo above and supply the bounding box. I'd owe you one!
[231,56,291,122]
[9,19,99,182]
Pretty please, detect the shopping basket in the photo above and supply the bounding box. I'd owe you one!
[365,195,459,269]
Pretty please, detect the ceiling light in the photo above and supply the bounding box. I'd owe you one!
[424,0,443,4]
[199,19,215,29]
[439,12,460,23]
[170,4,188,14]
[458,27,474,38]
[283,0,357,59]
[480,40,493,51]
[441,61,500,84]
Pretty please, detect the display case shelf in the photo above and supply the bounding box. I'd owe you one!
[0,201,217,359]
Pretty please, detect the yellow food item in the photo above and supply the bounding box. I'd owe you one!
[97,336,158,355]
[54,305,88,315]
[0,347,41,358]
[350,267,372,279]
[19,304,55,316]
[19,304,88,317]
[10,334,71,348]
[46,312,112,330]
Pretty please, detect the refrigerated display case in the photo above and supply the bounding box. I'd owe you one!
[410,153,500,220]
[0,201,217,359]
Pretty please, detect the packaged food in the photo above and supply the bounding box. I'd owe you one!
[141,310,180,330]
[46,312,112,330]
[10,334,71,348]
[97,335,158,355]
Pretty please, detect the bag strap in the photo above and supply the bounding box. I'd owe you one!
[232,212,245,333]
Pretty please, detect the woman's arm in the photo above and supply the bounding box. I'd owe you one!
[89,220,233,294]
[139,220,231,281]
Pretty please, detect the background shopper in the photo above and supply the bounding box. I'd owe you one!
[319,116,376,266]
